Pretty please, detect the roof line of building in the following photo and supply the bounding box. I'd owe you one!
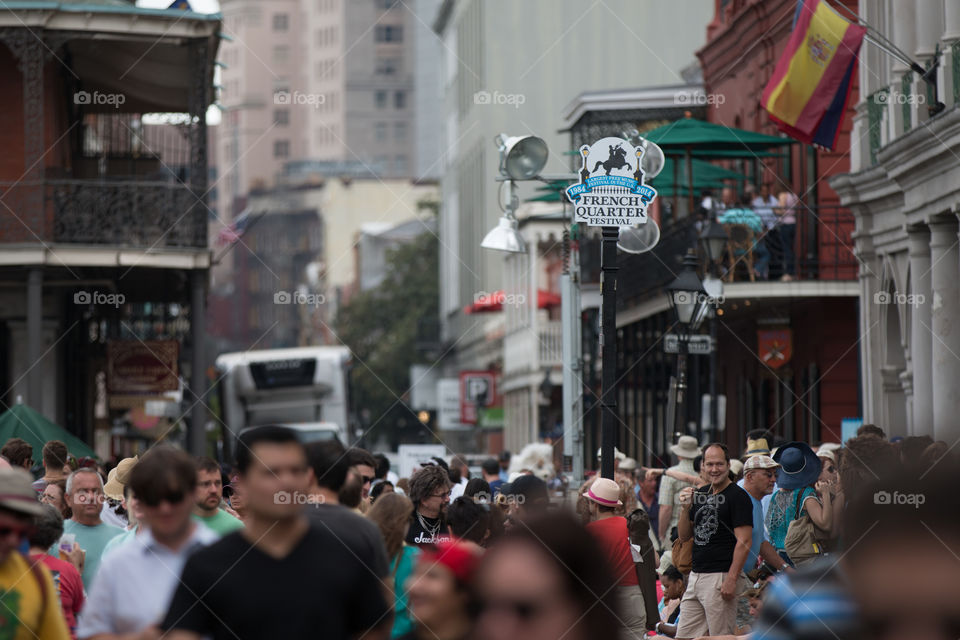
[0,2,221,21]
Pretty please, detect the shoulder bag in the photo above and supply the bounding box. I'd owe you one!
[783,489,827,566]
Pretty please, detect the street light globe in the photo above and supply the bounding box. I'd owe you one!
[497,134,549,180]
[481,215,527,253]
[638,139,665,179]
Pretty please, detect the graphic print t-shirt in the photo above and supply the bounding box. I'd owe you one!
[688,482,753,574]
[404,513,451,547]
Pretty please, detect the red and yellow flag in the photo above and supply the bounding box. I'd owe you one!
[762,0,866,143]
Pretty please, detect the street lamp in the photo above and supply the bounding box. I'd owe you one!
[481,134,550,254]
[665,249,706,440]
[698,223,727,441]
[666,250,707,330]
[699,220,729,271]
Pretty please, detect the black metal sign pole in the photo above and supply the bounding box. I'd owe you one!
[599,225,619,480]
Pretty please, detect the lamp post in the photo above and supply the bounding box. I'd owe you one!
[481,134,548,253]
[699,222,727,440]
[665,249,707,439]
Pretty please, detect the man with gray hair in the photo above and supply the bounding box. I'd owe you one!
[62,467,123,590]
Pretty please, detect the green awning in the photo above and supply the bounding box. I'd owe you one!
[526,157,745,202]
[642,116,794,152]
[0,404,98,462]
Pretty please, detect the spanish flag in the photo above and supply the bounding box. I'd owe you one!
[762,0,866,149]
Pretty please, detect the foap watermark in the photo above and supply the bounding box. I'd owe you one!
[689,491,726,506]
[274,491,326,506]
[274,291,326,307]
[274,90,326,109]
[873,490,925,508]
[74,90,126,109]
[74,291,125,308]
[475,290,526,307]
[672,291,725,307]
[675,92,726,106]
[873,92,926,105]
[873,291,924,308]
[473,90,526,109]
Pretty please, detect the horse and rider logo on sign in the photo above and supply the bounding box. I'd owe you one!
[564,136,658,227]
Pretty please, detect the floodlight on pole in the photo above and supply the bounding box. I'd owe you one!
[481,179,527,253]
[496,133,549,180]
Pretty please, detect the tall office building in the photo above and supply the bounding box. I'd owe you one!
[216,0,430,222]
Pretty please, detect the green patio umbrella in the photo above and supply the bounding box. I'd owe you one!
[526,158,745,201]
[642,116,794,212]
[0,404,98,462]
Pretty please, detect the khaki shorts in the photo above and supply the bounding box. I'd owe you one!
[614,585,647,640]
[675,571,750,638]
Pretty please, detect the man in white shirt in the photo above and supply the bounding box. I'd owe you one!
[78,446,217,640]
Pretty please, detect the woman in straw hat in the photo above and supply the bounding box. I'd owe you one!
[583,478,657,638]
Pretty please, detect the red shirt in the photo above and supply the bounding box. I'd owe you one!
[586,516,637,586]
[29,553,85,639]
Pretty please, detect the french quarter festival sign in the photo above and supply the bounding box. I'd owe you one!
[564,136,658,226]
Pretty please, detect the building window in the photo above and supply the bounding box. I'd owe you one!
[375,56,400,75]
[377,0,397,9]
[274,140,290,158]
[274,109,289,126]
[272,13,289,31]
[394,90,406,110]
[374,122,388,142]
[375,25,403,42]
[375,90,387,109]
[273,45,290,65]
[394,155,408,173]
[393,121,407,141]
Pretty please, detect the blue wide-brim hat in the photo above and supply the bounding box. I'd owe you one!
[772,441,821,490]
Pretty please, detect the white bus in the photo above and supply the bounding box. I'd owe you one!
[215,346,352,458]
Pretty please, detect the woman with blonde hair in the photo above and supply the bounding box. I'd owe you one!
[367,492,421,638]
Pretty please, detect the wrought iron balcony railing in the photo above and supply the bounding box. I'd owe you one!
[0,179,207,249]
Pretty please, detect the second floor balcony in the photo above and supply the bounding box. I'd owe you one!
[0,9,220,256]
[607,204,859,313]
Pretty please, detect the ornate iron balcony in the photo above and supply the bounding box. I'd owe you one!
[0,179,207,249]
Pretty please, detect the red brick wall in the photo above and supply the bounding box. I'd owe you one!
[718,297,859,449]
[1,43,76,241]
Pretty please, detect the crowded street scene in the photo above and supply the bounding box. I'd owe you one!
[2,0,960,638]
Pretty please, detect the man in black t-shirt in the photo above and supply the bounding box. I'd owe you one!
[304,441,390,578]
[405,464,452,546]
[675,443,753,639]
[161,427,390,640]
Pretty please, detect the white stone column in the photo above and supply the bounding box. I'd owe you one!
[914,0,943,58]
[928,218,960,442]
[907,225,934,436]
[892,0,917,73]
[942,2,960,109]
[945,0,960,41]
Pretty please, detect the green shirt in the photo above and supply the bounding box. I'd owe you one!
[102,527,139,560]
[192,509,244,536]
[62,519,124,590]
[390,545,420,639]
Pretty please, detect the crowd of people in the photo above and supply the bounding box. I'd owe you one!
[0,424,956,640]
[697,184,800,281]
